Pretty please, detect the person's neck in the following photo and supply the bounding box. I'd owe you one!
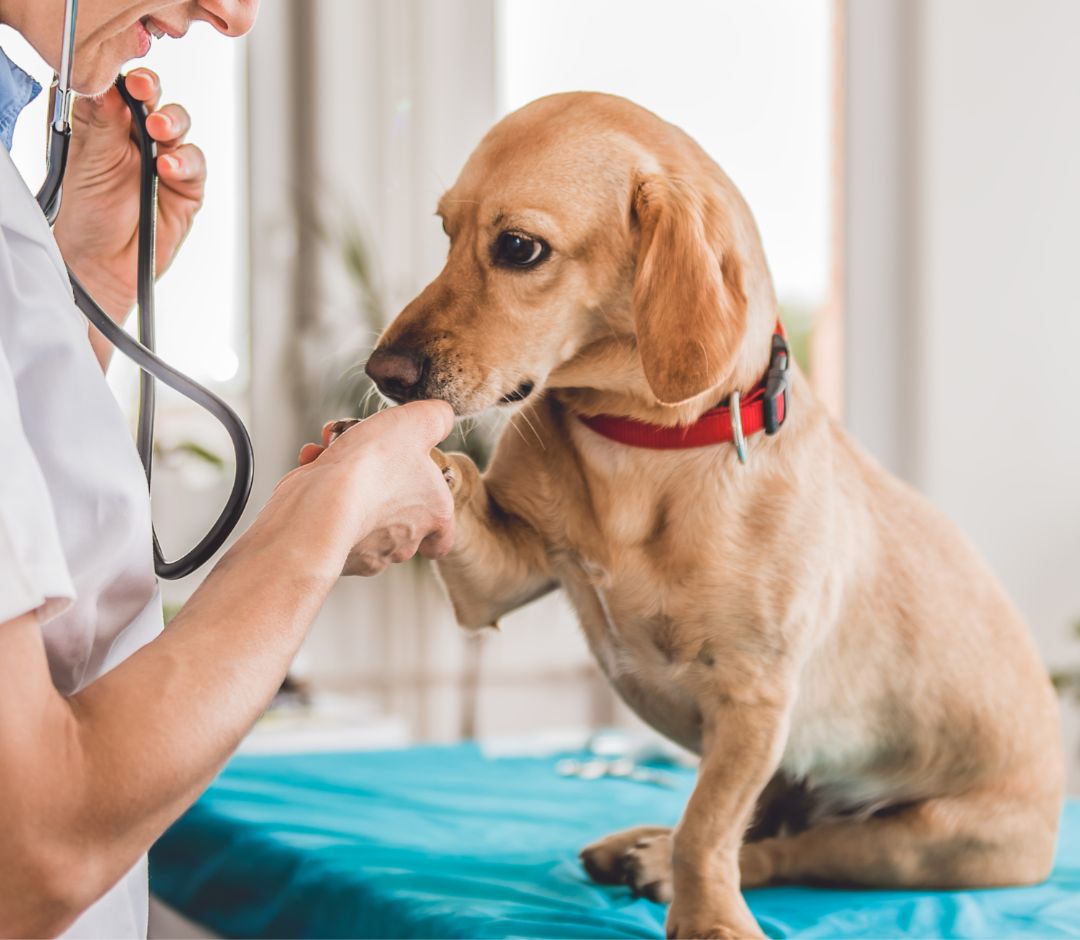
[0,2,19,30]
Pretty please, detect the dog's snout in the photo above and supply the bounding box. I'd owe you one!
[366,348,429,402]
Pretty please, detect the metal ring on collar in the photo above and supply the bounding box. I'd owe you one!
[730,389,748,464]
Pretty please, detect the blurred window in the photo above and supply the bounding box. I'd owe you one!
[496,0,835,370]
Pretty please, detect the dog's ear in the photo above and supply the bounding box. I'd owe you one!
[631,175,748,405]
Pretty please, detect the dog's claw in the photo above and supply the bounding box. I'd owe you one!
[327,418,360,442]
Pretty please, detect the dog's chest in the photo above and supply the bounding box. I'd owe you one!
[560,562,709,752]
[539,434,768,752]
[551,510,738,754]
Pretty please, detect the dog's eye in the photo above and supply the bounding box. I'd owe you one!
[494,231,548,268]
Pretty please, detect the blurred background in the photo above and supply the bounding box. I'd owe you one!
[3,0,1078,786]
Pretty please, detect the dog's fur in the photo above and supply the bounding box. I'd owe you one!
[365,93,1064,938]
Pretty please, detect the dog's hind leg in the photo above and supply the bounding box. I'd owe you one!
[739,789,1059,889]
[580,772,813,902]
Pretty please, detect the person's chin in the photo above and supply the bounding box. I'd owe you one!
[73,60,123,97]
[73,36,141,96]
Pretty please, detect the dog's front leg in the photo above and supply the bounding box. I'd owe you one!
[430,449,556,628]
[666,690,791,940]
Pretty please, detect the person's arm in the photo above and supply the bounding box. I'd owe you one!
[0,402,454,937]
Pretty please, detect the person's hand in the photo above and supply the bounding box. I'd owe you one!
[288,402,456,577]
[53,69,206,322]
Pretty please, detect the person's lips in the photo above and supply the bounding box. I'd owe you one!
[133,18,152,56]
[131,15,187,59]
[145,16,188,39]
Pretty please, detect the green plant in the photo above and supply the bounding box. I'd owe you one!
[777,300,814,375]
[154,439,227,471]
[1051,620,1080,701]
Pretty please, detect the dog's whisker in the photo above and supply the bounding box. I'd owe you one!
[516,408,546,452]
[457,416,475,447]
[358,384,382,414]
[507,417,530,450]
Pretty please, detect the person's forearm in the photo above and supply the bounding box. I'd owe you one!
[0,421,442,935]
[45,502,344,932]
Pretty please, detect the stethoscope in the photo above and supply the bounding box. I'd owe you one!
[34,0,253,580]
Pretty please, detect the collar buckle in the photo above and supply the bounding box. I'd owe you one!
[762,332,790,435]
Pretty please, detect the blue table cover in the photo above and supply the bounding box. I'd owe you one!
[150,744,1080,938]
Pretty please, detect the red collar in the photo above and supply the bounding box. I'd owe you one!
[579,325,790,454]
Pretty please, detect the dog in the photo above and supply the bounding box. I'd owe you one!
[362,92,1064,938]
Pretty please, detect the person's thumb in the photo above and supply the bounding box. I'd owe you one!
[399,399,455,447]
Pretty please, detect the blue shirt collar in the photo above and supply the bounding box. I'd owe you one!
[0,46,42,152]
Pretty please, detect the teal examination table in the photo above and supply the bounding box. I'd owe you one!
[150,744,1080,938]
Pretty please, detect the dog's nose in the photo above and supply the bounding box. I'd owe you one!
[365,347,429,401]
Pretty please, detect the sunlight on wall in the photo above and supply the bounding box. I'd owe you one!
[497,0,832,311]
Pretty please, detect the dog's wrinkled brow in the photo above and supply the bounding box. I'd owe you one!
[437,196,481,217]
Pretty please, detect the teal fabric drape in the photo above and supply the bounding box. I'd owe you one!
[150,744,1080,939]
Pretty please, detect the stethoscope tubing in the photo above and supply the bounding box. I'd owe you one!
[35,72,254,580]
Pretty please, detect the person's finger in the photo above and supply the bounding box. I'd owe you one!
[145,104,191,148]
[123,68,162,111]
[397,399,455,447]
[389,539,423,565]
[349,556,387,577]
[419,519,455,559]
[298,443,324,465]
[157,143,206,196]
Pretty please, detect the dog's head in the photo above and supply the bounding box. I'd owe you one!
[367,93,777,417]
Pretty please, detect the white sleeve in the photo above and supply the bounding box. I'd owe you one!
[0,320,76,626]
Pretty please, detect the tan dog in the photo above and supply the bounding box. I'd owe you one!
[363,93,1063,939]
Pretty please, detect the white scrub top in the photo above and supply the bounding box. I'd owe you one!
[0,121,163,936]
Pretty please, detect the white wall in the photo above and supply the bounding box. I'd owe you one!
[497,0,833,310]
[846,0,1080,789]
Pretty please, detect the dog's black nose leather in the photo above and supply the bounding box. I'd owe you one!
[366,348,428,402]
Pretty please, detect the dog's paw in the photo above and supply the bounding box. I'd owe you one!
[429,449,479,506]
[665,923,760,940]
[580,837,631,885]
[665,905,765,940]
[624,833,674,903]
[327,418,361,443]
[666,884,765,940]
[429,447,455,487]
[580,826,672,890]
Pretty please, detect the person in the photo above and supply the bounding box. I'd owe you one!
[0,1,455,936]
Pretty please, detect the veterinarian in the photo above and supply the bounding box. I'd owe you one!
[0,1,455,936]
